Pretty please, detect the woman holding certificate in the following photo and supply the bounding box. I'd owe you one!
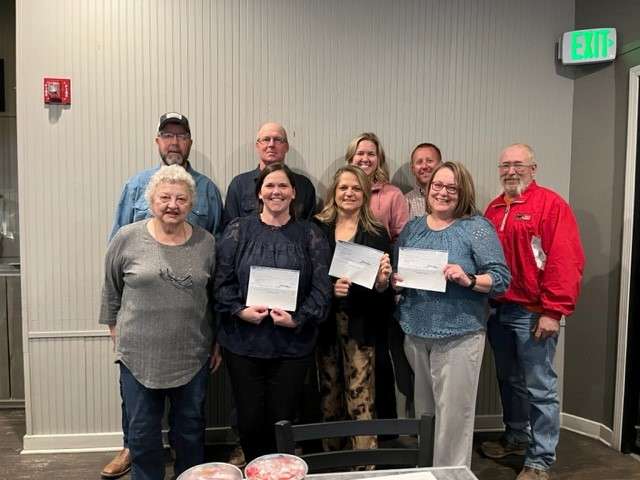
[214,163,332,462]
[392,161,510,468]
[314,165,392,451]
[345,132,411,421]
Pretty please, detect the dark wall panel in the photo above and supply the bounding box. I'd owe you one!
[566,0,640,427]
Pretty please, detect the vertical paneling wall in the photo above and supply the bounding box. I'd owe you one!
[16,0,574,448]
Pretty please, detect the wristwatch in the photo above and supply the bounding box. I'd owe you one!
[466,273,477,290]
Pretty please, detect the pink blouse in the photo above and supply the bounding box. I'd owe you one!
[370,182,410,243]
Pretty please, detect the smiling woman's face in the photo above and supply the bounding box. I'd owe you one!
[349,140,379,177]
[150,181,192,226]
[335,171,364,214]
[428,167,459,219]
[258,170,296,217]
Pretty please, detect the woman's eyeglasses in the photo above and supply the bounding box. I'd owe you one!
[430,181,458,194]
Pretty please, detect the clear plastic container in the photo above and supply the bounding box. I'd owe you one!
[245,453,308,480]
[177,461,244,480]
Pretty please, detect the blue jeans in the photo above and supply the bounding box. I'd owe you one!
[487,303,559,471]
[120,387,175,450]
[120,362,209,480]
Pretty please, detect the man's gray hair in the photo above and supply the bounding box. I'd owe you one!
[144,165,196,206]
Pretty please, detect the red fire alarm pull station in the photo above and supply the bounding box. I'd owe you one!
[43,78,71,105]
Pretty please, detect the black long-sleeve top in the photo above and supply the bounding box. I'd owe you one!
[314,220,394,347]
[214,215,332,358]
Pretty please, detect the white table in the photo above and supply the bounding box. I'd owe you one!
[307,466,479,480]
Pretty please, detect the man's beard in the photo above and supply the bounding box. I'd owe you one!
[161,152,187,166]
[502,176,525,197]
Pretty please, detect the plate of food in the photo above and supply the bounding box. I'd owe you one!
[245,453,308,480]
[177,462,244,480]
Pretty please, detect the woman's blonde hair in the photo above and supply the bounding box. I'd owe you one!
[344,132,389,184]
[144,164,196,207]
[315,165,383,235]
[425,161,478,218]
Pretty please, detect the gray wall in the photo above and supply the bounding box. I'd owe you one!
[566,0,640,427]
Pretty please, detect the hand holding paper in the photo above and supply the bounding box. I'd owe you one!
[375,253,392,289]
[328,241,385,290]
[391,272,404,291]
[397,247,448,292]
[334,277,352,297]
[442,263,472,288]
[238,305,269,324]
[271,308,297,328]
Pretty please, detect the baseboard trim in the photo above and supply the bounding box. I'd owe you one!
[22,432,125,453]
[474,414,505,432]
[22,426,235,453]
[560,412,613,447]
[474,413,614,447]
[0,399,25,409]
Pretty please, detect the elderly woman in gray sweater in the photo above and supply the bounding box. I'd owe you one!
[100,164,220,480]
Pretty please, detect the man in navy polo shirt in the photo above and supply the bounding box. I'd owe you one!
[223,122,316,225]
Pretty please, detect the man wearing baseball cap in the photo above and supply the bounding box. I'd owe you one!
[102,112,223,478]
[109,112,223,240]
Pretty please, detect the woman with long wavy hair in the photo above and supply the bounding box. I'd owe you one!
[314,165,392,450]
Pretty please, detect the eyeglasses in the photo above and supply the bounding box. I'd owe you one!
[158,132,191,141]
[498,162,534,172]
[431,181,458,194]
[257,136,287,145]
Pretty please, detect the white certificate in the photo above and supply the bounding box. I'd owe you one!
[328,240,385,290]
[397,247,448,292]
[246,266,300,311]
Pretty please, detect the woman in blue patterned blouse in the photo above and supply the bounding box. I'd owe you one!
[392,161,510,468]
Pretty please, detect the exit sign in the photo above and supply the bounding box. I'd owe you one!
[560,28,617,65]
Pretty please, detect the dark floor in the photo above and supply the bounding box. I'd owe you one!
[2,408,640,480]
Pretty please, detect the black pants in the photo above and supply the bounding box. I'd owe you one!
[375,332,397,420]
[222,348,311,462]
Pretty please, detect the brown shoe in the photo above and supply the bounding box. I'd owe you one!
[101,448,131,479]
[516,466,550,479]
[480,437,528,459]
[228,445,246,468]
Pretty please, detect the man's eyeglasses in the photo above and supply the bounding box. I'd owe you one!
[158,132,191,141]
[498,162,534,172]
[431,182,458,194]
[257,136,287,145]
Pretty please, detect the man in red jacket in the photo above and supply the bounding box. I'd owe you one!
[480,144,584,480]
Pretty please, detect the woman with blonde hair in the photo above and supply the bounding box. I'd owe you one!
[345,132,409,242]
[315,165,392,450]
[345,133,411,421]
